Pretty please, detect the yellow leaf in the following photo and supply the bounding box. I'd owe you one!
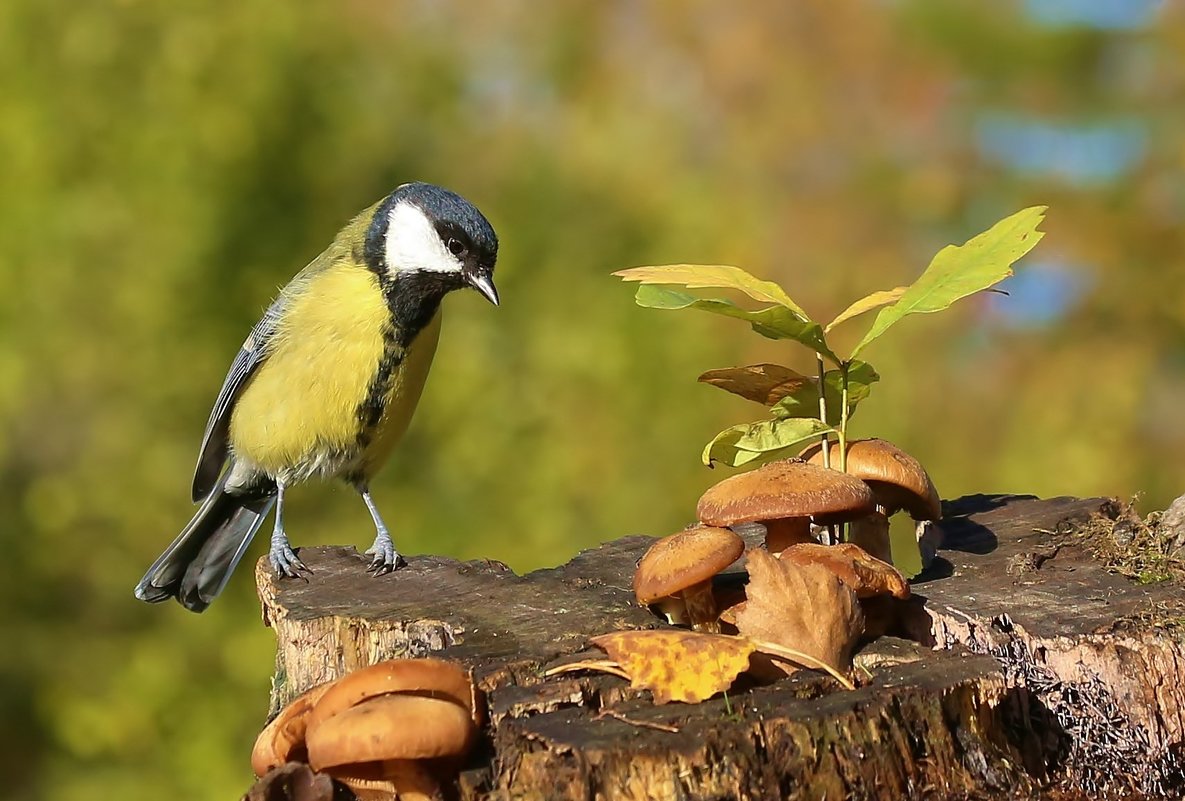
[614,264,809,319]
[824,287,907,333]
[697,364,812,406]
[589,630,755,704]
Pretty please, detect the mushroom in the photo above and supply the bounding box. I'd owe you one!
[800,438,941,563]
[307,693,474,801]
[307,657,481,732]
[777,542,909,599]
[251,681,334,777]
[778,542,912,642]
[634,525,744,633]
[696,459,875,554]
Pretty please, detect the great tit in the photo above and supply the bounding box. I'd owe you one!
[134,182,499,612]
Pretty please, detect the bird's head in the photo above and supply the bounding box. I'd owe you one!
[365,182,500,305]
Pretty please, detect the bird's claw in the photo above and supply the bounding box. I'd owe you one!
[365,537,404,576]
[270,541,310,579]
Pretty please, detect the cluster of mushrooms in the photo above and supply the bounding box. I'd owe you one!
[634,438,940,633]
[249,658,481,801]
[247,438,939,799]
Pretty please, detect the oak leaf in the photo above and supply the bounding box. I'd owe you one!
[734,549,864,677]
[697,363,812,406]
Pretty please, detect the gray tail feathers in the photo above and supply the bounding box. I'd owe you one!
[135,481,276,613]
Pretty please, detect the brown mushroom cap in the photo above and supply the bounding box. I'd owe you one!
[696,459,874,527]
[307,658,478,731]
[800,439,941,521]
[250,681,333,777]
[307,694,474,771]
[778,542,910,599]
[634,526,744,605]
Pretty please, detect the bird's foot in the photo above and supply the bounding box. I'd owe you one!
[269,534,309,579]
[365,531,405,576]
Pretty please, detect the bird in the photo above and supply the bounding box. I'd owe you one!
[134,182,499,612]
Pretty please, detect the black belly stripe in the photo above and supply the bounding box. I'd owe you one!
[352,269,458,453]
[356,322,402,444]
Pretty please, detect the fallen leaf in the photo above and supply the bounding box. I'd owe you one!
[545,657,633,681]
[734,549,864,677]
[590,630,756,704]
[778,542,910,599]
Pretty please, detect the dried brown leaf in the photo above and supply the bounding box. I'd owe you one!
[734,549,864,676]
[697,364,812,406]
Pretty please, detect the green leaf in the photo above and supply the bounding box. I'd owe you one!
[697,364,813,407]
[634,285,836,359]
[702,417,835,467]
[615,263,809,317]
[850,206,1047,358]
[824,287,907,333]
[769,361,880,425]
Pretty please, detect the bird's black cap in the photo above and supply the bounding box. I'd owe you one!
[364,182,499,274]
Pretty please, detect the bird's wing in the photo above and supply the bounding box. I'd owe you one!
[189,299,285,501]
[188,204,378,501]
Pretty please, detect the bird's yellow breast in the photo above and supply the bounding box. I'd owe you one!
[228,264,440,481]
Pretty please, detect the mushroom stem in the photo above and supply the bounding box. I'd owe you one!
[332,773,398,801]
[651,596,690,627]
[681,582,721,633]
[848,512,892,563]
[334,759,443,801]
[763,517,814,555]
[386,759,441,801]
[916,519,943,571]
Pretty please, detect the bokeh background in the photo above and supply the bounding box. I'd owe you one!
[2,0,1183,798]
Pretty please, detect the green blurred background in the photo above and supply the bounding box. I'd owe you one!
[2,0,1183,798]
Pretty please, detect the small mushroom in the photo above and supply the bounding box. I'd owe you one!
[779,542,912,642]
[251,682,334,777]
[696,459,875,553]
[307,657,481,732]
[307,694,474,801]
[801,439,941,563]
[634,525,744,633]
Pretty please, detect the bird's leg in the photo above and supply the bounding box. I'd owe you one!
[359,486,404,575]
[268,481,308,577]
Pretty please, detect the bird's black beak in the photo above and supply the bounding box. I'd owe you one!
[467,271,499,306]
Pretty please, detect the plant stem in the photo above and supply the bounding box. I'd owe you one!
[816,351,837,546]
[838,362,851,543]
[839,362,850,473]
[815,352,831,469]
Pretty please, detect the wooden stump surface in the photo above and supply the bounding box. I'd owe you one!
[255,495,1185,800]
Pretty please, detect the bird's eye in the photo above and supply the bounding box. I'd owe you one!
[447,238,467,257]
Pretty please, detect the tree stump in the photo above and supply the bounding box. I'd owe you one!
[255,495,1185,800]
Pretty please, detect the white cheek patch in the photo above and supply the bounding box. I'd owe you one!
[383,202,464,276]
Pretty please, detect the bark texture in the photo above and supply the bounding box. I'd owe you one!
[256,495,1184,800]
